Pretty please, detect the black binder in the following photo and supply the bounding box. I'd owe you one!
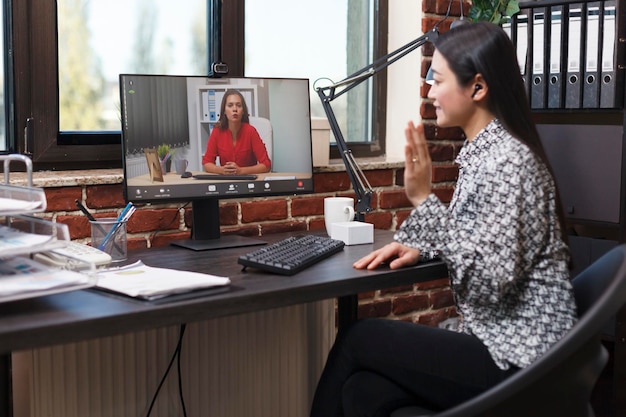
[548,5,564,108]
[531,7,547,108]
[565,4,584,108]
[600,0,617,108]
[583,2,602,108]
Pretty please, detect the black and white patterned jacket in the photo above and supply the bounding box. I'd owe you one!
[395,119,577,370]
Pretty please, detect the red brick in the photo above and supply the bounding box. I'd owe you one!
[417,309,451,326]
[363,211,393,230]
[220,203,239,226]
[432,165,459,182]
[379,189,411,209]
[422,0,437,13]
[433,187,455,203]
[241,199,288,223]
[358,299,392,319]
[309,217,326,231]
[292,196,324,216]
[364,170,394,187]
[396,209,413,227]
[85,184,125,208]
[313,172,352,193]
[420,124,434,141]
[127,237,148,251]
[260,221,308,235]
[420,82,432,99]
[125,208,179,234]
[415,277,450,291]
[45,187,82,211]
[420,101,437,120]
[57,215,91,239]
[431,288,455,309]
[358,291,376,300]
[392,293,430,315]
[429,144,455,162]
[436,126,465,141]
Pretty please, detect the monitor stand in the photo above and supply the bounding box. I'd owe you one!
[170,199,266,251]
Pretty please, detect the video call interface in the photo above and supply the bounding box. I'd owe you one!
[120,75,315,204]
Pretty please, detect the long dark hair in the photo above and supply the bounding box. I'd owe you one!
[434,22,570,245]
[218,89,250,129]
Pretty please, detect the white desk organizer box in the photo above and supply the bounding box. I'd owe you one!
[330,221,374,245]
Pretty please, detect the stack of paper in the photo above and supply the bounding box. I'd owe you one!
[0,225,59,258]
[0,256,94,302]
[95,261,231,301]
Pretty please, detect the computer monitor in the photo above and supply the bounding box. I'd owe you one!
[120,74,314,250]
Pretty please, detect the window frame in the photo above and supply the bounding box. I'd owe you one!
[11,0,385,170]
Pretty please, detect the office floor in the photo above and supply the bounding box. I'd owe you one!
[591,341,617,417]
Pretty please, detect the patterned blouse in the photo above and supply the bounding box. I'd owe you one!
[395,119,577,370]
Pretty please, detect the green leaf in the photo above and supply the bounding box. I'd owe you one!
[468,0,520,24]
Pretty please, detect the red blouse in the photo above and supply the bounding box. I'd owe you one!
[202,123,271,170]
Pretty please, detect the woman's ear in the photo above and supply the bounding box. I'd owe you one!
[469,74,487,100]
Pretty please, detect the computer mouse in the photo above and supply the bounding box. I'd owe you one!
[181,172,192,178]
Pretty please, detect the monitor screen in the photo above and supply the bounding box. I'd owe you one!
[120,74,314,250]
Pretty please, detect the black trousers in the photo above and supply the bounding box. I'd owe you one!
[309,318,519,417]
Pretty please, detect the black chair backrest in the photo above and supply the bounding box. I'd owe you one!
[572,245,626,320]
[429,244,626,417]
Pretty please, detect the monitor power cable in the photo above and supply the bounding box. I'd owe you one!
[145,323,188,417]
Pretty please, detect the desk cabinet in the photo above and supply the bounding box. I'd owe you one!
[12,301,334,417]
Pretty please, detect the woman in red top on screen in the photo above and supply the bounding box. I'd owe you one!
[202,89,272,175]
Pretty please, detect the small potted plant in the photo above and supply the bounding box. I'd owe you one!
[468,0,520,24]
[157,143,174,173]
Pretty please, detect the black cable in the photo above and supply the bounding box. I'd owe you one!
[148,202,190,245]
[177,324,188,417]
[145,323,187,417]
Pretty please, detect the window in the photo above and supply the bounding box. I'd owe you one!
[245,0,387,156]
[57,0,207,132]
[11,0,386,169]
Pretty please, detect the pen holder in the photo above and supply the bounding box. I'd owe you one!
[90,218,128,262]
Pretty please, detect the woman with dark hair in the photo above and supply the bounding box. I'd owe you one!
[309,22,577,417]
[202,89,271,174]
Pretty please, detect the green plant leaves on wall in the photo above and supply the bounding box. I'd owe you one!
[468,0,520,25]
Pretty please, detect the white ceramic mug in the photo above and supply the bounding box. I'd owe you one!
[324,197,355,236]
[174,159,189,175]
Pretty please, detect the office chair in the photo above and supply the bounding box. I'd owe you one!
[249,116,273,163]
[391,244,626,417]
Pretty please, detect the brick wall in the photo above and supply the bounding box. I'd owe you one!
[42,1,467,326]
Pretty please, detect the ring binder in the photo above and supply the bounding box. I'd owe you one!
[583,2,602,108]
[565,4,584,108]
[531,7,547,108]
[600,0,617,107]
[548,5,564,108]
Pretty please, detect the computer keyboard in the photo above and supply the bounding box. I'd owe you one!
[193,174,258,181]
[238,234,345,276]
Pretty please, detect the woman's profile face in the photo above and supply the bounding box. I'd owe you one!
[224,94,244,123]
[427,50,475,129]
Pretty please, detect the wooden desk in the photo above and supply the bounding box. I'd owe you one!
[0,230,448,417]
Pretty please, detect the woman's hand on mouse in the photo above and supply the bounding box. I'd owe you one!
[353,242,421,270]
